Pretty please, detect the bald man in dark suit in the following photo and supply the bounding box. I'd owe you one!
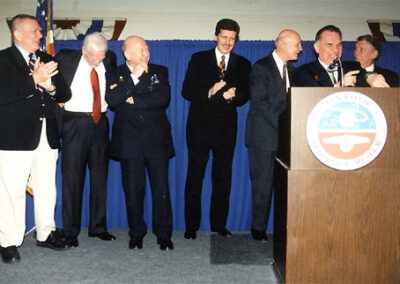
[106,36,174,251]
[245,30,302,241]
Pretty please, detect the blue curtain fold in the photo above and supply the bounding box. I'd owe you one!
[26,40,400,232]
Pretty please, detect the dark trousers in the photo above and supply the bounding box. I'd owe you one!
[184,141,235,232]
[61,112,109,238]
[121,154,172,240]
[248,147,276,231]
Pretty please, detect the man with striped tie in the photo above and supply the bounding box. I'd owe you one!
[182,19,251,239]
[0,14,71,264]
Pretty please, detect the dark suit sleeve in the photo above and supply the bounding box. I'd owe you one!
[181,54,212,103]
[105,70,132,107]
[106,66,170,111]
[250,61,286,127]
[38,52,71,103]
[378,67,399,87]
[390,72,399,87]
[225,57,251,107]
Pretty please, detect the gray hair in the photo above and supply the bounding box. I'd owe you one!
[83,32,108,53]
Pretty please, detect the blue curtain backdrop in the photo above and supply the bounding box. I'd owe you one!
[25,40,400,233]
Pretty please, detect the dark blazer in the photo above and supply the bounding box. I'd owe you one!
[294,60,361,87]
[0,45,71,150]
[182,49,251,145]
[105,63,174,160]
[55,49,117,86]
[357,65,399,87]
[245,53,294,151]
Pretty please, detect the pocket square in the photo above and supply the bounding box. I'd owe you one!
[125,97,134,104]
[150,74,159,85]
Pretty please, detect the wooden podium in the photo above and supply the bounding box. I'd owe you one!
[273,87,400,283]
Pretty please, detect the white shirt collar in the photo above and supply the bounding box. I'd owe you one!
[215,47,230,68]
[15,43,32,65]
[365,63,375,72]
[318,58,331,71]
[126,62,134,72]
[272,50,285,70]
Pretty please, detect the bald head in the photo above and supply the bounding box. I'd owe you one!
[275,29,302,62]
[122,36,150,67]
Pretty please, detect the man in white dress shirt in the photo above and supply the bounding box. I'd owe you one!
[55,32,117,247]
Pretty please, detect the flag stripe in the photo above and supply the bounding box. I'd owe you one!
[36,0,54,56]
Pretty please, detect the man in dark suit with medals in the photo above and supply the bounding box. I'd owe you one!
[182,19,251,239]
[106,36,174,250]
[245,30,302,241]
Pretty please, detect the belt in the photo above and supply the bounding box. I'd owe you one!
[64,111,106,116]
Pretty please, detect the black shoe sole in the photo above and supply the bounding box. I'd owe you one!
[36,242,68,250]
[2,257,21,264]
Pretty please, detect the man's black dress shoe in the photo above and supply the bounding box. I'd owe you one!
[184,230,197,240]
[251,229,267,241]
[1,246,21,263]
[88,232,116,241]
[65,237,79,248]
[157,238,174,250]
[36,230,68,250]
[129,237,143,249]
[212,228,232,237]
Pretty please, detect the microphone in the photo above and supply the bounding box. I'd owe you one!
[327,56,340,72]
[327,56,344,87]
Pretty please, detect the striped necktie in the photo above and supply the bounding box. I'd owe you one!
[29,53,43,93]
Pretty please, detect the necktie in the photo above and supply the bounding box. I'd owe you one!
[282,63,287,91]
[219,55,226,79]
[90,68,101,124]
[29,53,43,93]
[28,53,36,72]
[328,70,337,85]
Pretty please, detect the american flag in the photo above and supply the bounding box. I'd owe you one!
[36,0,55,56]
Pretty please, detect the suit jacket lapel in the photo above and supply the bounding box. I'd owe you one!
[120,64,132,81]
[269,54,281,81]
[226,53,237,75]
[268,53,287,92]
[206,49,220,79]
[313,61,334,87]
[287,62,295,87]
[10,45,31,74]
[65,52,82,86]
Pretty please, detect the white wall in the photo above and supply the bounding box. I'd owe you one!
[0,0,399,49]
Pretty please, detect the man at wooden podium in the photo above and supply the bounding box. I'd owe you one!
[294,25,361,87]
[245,30,302,241]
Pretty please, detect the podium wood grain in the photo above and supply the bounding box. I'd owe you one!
[274,87,400,283]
